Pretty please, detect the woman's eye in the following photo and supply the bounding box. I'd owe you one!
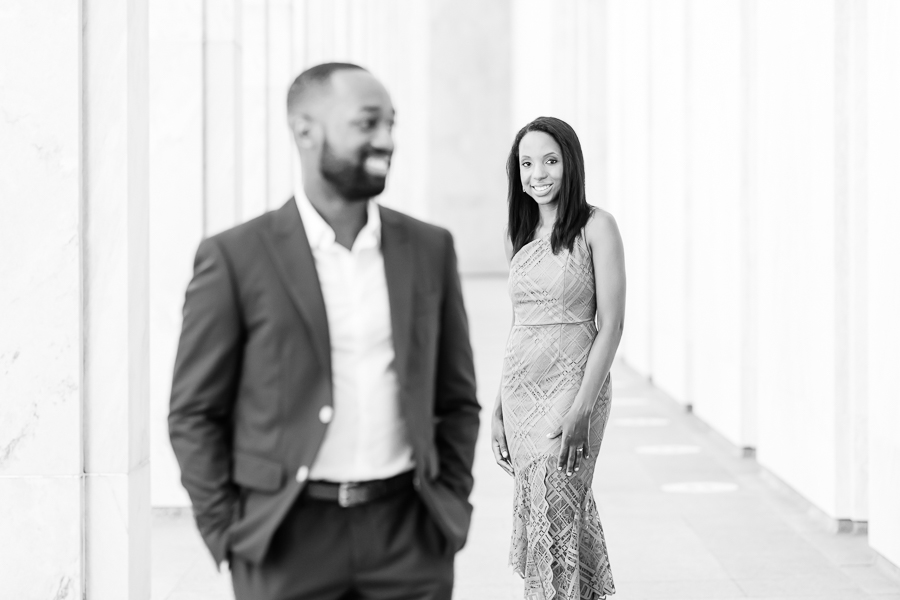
[547,158,558,165]
[521,161,531,168]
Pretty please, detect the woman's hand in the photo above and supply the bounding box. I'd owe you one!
[547,406,591,476]
[491,403,514,476]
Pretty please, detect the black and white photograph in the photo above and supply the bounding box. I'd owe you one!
[1,1,899,599]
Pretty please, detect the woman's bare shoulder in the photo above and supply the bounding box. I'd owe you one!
[585,206,620,237]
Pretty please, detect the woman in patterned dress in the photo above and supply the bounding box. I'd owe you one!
[491,117,626,600]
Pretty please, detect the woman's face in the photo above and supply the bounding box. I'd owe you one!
[519,131,564,206]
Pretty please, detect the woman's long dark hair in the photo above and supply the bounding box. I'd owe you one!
[506,116,591,256]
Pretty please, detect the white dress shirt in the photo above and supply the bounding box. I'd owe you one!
[295,189,414,483]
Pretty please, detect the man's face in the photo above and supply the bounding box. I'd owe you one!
[317,70,396,201]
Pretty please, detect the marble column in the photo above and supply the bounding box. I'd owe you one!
[289,0,307,207]
[0,0,150,597]
[395,0,433,222]
[648,0,689,406]
[867,0,900,568]
[0,1,83,595]
[83,0,151,593]
[684,0,747,445]
[205,0,243,235]
[577,0,608,210]
[610,0,653,373]
[836,0,870,525]
[267,0,294,208]
[739,0,760,451]
[242,0,270,221]
[753,0,843,518]
[305,0,339,63]
[148,0,203,508]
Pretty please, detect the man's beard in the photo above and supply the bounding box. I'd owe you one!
[320,138,390,201]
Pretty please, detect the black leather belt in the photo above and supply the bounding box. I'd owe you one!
[303,470,414,508]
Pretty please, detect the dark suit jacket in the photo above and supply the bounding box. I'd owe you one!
[168,198,480,566]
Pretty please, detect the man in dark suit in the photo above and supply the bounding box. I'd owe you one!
[168,62,480,600]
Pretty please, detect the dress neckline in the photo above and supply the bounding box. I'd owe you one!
[510,232,552,266]
[527,230,552,245]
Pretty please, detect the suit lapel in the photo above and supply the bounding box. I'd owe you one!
[380,206,414,389]
[262,198,332,378]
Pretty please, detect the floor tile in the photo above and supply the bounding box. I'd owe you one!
[841,565,900,595]
[613,579,746,599]
[734,574,861,597]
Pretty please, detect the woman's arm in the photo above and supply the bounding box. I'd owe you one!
[491,232,516,476]
[550,209,626,476]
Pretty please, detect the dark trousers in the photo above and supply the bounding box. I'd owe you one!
[231,486,454,600]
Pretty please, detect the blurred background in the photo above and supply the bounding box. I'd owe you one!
[2,0,900,597]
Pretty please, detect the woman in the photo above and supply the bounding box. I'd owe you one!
[492,117,625,600]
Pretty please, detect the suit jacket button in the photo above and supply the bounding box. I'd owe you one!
[296,466,309,483]
[318,405,333,424]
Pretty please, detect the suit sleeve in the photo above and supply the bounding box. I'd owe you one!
[434,230,481,499]
[168,237,243,566]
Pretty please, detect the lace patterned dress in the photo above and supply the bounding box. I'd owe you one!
[501,229,615,600]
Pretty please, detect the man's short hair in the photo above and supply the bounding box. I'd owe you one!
[286,62,367,114]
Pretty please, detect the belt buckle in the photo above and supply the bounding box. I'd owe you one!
[338,482,358,508]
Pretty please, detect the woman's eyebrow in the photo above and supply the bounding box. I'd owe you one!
[520,152,558,160]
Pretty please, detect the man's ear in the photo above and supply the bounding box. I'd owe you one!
[289,112,318,150]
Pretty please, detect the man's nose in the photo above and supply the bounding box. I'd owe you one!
[370,123,394,153]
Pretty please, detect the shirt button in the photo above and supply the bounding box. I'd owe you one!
[413,476,421,490]
[318,405,333,424]
[295,465,309,483]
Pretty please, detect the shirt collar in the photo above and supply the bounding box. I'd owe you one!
[294,172,382,252]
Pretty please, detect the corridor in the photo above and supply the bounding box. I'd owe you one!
[6,1,900,595]
[152,277,900,600]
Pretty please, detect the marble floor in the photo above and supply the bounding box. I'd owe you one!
[152,276,900,600]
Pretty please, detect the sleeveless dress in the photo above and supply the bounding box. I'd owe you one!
[501,228,616,600]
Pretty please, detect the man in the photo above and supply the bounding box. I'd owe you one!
[168,62,480,600]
